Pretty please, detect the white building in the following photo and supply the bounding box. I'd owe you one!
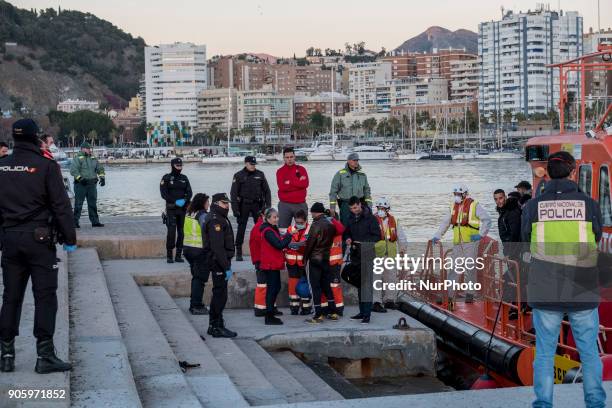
[584,28,612,100]
[57,99,99,113]
[375,77,448,112]
[479,7,583,118]
[197,88,238,133]
[236,86,293,135]
[450,59,479,100]
[144,43,207,145]
[348,61,392,114]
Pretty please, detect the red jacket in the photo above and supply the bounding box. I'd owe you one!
[330,217,345,237]
[259,224,289,270]
[276,164,309,204]
[249,217,264,265]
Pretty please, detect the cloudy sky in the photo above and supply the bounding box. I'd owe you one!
[10,0,611,57]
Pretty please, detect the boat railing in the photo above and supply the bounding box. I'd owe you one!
[405,239,609,356]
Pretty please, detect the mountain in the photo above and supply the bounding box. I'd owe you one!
[0,1,146,116]
[394,26,478,54]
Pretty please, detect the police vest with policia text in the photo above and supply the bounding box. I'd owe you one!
[531,199,597,267]
[450,198,481,245]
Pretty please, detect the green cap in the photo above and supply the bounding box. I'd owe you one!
[81,142,91,149]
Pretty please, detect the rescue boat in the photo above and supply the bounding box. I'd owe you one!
[399,44,612,389]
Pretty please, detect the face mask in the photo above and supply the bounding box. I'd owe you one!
[295,223,306,230]
[454,196,463,204]
[377,209,386,218]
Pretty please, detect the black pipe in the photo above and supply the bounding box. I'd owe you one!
[398,299,526,384]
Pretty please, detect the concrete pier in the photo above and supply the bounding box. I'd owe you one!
[1,215,612,407]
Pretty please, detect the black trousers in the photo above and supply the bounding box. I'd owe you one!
[235,202,262,247]
[308,259,336,316]
[166,207,186,251]
[74,181,100,225]
[0,230,58,341]
[183,247,210,308]
[208,260,228,327]
[263,269,281,314]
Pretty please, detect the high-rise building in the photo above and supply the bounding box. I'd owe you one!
[197,88,238,133]
[348,61,392,114]
[144,43,207,145]
[479,7,583,118]
[450,59,479,100]
[236,86,293,134]
[415,49,476,80]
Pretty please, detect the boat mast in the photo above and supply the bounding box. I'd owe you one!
[227,87,231,154]
[331,64,336,150]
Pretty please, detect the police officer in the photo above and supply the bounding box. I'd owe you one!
[230,156,271,261]
[70,141,105,228]
[160,158,193,263]
[0,119,76,374]
[203,193,237,338]
[521,151,606,406]
[329,153,372,226]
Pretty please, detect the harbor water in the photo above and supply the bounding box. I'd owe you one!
[85,159,531,241]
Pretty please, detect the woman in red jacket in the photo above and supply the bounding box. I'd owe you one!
[259,208,294,325]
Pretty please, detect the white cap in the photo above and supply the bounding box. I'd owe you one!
[453,184,469,194]
[375,197,390,209]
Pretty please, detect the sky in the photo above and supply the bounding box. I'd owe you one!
[9,0,612,57]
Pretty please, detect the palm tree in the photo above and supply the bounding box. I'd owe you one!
[274,120,284,141]
[69,130,78,148]
[87,129,98,146]
[362,118,377,137]
[262,118,271,144]
[388,117,401,138]
[335,119,345,135]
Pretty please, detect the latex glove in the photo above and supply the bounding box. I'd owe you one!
[225,269,233,281]
[99,178,105,187]
[470,234,482,242]
[288,242,301,250]
[63,244,77,253]
[431,237,440,244]
[175,199,186,208]
[77,177,88,186]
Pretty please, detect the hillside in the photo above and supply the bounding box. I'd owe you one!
[0,1,145,115]
[394,26,478,54]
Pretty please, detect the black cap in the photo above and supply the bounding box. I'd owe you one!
[12,119,39,142]
[212,192,231,203]
[508,191,521,199]
[171,157,183,166]
[310,202,326,213]
[514,180,532,190]
[245,156,257,165]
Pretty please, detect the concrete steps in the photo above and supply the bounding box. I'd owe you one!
[270,351,344,402]
[141,286,248,408]
[0,250,70,408]
[68,248,141,407]
[234,338,316,403]
[103,264,202,407]
[182,313,287,406]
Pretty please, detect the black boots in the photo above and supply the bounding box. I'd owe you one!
[189,305,209,315]
[235,246,243,262]
[175,248,184,263]
[1,339,15,372]
[265,313,283,325]
[208,319,237,338]
[35,339,72,374]
[167,250,174,264]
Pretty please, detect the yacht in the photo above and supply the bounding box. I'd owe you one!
[333,145,396,161]
[306,144,336,161]
[202,149,267,164]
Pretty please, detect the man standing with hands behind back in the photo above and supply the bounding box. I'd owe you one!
[70,141,105,228]
[276,147,309,233]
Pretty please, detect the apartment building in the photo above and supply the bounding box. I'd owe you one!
[236,86,293,134]
[196,88,238,133]
[375,77,449,112]
[144,43,207,145]
[584,28,612,99]
[391,99,478,121]
[293,92,350,123]
[348,61,392,114]
[382,54,417,78]
[450,59,479,100]
[57,99,99,113]
[479,7,583,117]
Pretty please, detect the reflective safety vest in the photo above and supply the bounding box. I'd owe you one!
[530,199,598,267]
[183,213,203,248]
[330,235,343,266]
[450,198,480,245]
[285,224,310,266]
[375,215,399,257]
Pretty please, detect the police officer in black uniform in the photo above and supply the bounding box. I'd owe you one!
[204,193,237,338]
[0,119,76,374]
[230,156,271,261]
[160,158,193,263]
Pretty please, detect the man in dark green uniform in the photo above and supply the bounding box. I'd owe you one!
[329,153,372,226]
[70,142,105,228]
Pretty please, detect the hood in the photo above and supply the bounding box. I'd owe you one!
[211,203,229,218]
[497,196,520,214]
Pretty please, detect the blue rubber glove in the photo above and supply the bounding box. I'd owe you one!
[225,269,233,281]
[175,199,186,207]
[431,237,440,244]
[470,234,482,242]
[63,244,77,253]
